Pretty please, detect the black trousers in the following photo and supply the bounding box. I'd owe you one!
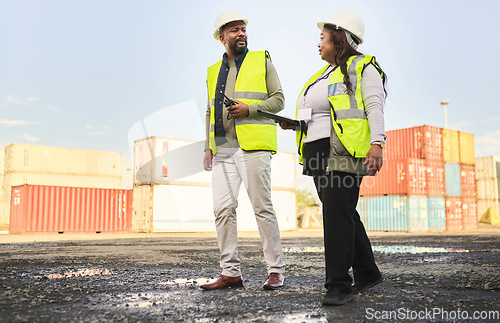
[303,139,381,292]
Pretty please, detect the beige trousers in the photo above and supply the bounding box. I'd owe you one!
[211,147,285,277]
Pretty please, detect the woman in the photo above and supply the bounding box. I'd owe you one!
[278,9,387,305]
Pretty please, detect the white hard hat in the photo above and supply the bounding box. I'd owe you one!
[317,9,365,48]
[213,9,248,40]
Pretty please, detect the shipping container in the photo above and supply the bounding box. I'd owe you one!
[360,158,426,196]
[360,196,408,232]
[132,184,296,232]
[442,129,460,163]
[460,164,476,197]
[477,199,500,222]
[4,144,122,177]
[426,160,445,196]
[385,126,442,160]
[9,185,132,234]
[475,156,500,180]
[356,197,369,226]
[445,196,462,231]
[133,137,296,189]
[475,178,500,200]
[458,132,475,165]
[461,197,478,230]
[428,196,446,232]
[407,195,429,232]
[444,163,462,196]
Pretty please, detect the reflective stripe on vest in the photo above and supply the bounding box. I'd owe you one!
[296,55,383,161]
[207,51,277,154]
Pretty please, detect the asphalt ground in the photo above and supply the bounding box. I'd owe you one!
[1,227,499,322]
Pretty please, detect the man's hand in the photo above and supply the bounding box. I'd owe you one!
[275,119,296,130]
[204,149,213,171]
[228,99,249,118]
[364,144,383,176]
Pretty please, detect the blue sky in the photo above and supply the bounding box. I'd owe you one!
[1,0,500,170]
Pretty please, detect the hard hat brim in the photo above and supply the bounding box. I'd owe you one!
[213,19,249,40]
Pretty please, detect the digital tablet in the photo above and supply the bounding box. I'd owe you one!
[257,109,300,127]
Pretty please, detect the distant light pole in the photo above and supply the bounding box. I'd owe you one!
[441,100,450,129]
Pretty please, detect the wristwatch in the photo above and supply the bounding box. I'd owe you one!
[372,141,386,149]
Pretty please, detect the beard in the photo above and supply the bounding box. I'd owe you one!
[228,38,247,54]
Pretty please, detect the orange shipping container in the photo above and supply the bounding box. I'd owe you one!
[460,164,476,197]
[9,185,132,234]
[426,160,445,196]
[461,197,478,230]
[445,196,462,231]
[385,125,443,161]
[442,129,460,163]
[458,132,475,165]
[360,158,426,196]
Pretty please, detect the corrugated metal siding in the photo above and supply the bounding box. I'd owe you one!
[460,164,476,197]
[9,185,132,234]
[445,196,462,231]
[360,159,426,196]
[477,199,500,221]
[445,163,462,196]
[475,156,500,179]
[4,144,122,177]
[385,126,442,160]
[442,129,460,163]
[131,185,153,233]
[133,184,297,232]
[428,196,446,232]
[356,197,369,226]
[458,132,475,165]
[407,195,429,232]
[426,160,445,196]
[476,178,500,200]
[461,197,478,230]
[422,125,443,160]
[364,196,408,232]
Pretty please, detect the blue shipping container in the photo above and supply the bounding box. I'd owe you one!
[407,195,429,232]
[428,196,446,231]
[359,196,408,232]
[445,163,462,196]
[357,197,369,227]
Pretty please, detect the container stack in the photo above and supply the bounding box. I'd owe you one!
[0,144,125,233]
[475,156,500,221]
[132,137,297,233]
[358,125,477,232]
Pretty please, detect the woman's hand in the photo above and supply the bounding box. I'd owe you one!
[275,119,296,130]
[364,144,383,176]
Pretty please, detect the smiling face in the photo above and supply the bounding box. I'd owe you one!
[219,20,247,58]
[318,28,337,64]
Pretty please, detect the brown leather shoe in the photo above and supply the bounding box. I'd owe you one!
[263,273,285,290]
[200,275,243,290]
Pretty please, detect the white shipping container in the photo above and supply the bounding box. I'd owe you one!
[133,137,296,189]
[0,147,4,175]
[4,144,122,178]
[132,184,296,232]
[476,178,500,200]
[475,156,500,180]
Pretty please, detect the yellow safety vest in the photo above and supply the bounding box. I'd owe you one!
[207,51,277,154]
[296,55,383,163]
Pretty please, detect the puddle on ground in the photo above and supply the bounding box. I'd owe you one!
[284,246,469,254]
[45,268,111,279]
[158,278,212,286]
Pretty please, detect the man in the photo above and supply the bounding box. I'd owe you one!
[201,9,285,290]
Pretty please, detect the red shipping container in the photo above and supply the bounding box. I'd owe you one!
[460,164,476,197]
[461,197,478,230]
[360,158,426,196]
[385,125,443,161]
[426,160,445,196]
[9,185,132,234]
[445,196,462,231]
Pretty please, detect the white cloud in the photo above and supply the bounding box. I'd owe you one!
[0,118,35,126]
[5,95,39,106]
[26,97,38,102]
[475,130,500,156]
[87,131,106,136]
[23,134,39,142]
